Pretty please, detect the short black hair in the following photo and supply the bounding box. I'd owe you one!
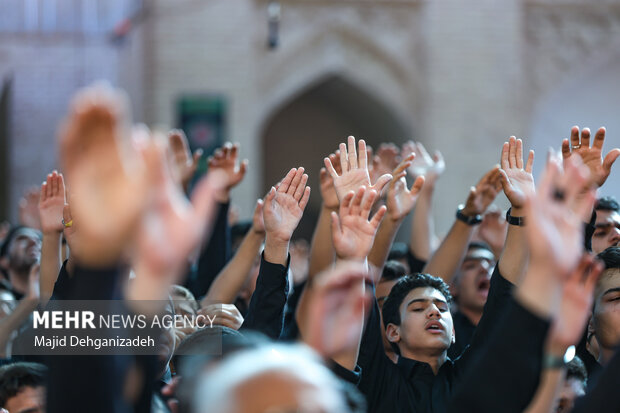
[380,260,407,283]
[597,246,620,270]
[382,274,451,353]
[565,356,587,389]
[0,362,47,406]
[595,196,620,212]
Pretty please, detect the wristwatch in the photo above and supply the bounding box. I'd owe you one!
[542,345,575,369]
[456,204,482,226]
[506,207,525,226]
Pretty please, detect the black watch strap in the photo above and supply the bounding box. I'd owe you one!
[456,205,482,226]
[506,207,525,226]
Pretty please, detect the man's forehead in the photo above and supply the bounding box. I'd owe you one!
[596,268,620,298]
[596,210,620,225]
[464,248,496,263]
[12,228,42,242]
[404,286,447,302]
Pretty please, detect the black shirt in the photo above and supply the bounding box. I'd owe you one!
[447,310,476,360]
[337,265,549,413]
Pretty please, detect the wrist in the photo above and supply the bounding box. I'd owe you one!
[214,188,231,203]
[42,230,62,238]
[264,235,290,265]
[456,205,482,226]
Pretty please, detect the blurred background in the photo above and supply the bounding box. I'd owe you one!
[1,0,620,241]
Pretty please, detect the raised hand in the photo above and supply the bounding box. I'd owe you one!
[38,171,66,234]
[303,260,372,359]
[373,143,401,178]
[331,186,387,260]
[386,153,425,221]
[561,126,620,188]
[498,136,535,209]
[19,187,41,230]
[264,168,310,242]
[524,153,594,277]
[402,141,445,184]
[59,83,149,266]
[207,143,248,202]
[324,136,392,203]
[547,254,603,355]
[473,207,507,258]
[198,303,244,330]
[251,198,265,235]
[461,166,503,217]
[134,140,226,279]
[168,129,202,192]
[319,152,341,210]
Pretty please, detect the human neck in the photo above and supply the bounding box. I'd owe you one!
[598,345,616,366]
[8,269,28,295]
[458,305,483,326]
[401,348,447,375]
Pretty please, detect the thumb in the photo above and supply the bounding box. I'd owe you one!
[603,148,620,173]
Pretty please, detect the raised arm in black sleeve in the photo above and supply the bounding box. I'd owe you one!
[241,253,290,339]
[185,202,231,298]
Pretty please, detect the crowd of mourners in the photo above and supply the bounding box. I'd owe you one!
[1,83,620,413]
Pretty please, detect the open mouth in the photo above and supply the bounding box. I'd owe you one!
[477,278,490,292]
[425,321,444,333]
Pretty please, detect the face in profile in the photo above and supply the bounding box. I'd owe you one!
[592,268,620,352]
[387,287,454,357]
[592,210,620,254]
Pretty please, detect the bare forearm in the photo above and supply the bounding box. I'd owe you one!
[369,217,402,270]
[523,368,565,413]
[308,206,337,278]
[40,232,62,305]
[410,183,436,261]
[205,230,264,303]
[423,220,475,283]
[498,206,528,285]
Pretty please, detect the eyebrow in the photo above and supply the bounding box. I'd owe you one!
[406,298,447,307]
[602,287,620,297]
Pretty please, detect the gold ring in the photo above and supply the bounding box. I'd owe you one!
[62,219,73,228]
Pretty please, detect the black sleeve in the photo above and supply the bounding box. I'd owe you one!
[46,265,142,413]
[406,249,427,274]
[584,210,596,252]
[280,280,306,341]
[571,346,620,413]
[355,295,402,411]
[241,253,289,339]
[185,202,231,299]
[50,259,73,300]
[448,295,551,413]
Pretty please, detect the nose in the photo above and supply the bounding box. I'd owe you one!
[427,304,441,319]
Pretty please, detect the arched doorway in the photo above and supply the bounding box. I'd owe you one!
[261,74,412,241]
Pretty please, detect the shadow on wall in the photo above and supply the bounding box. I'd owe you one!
[261,74,412,241]
[529,52,620,199]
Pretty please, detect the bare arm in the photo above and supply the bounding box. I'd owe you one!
[404,141,445,261]
[369,154,424,270]
[424,166,502,282]
[38,171,66,305]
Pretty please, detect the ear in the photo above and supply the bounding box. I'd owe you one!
[386,323,401,345]
[588,316,595,336]
[451,326,456,344]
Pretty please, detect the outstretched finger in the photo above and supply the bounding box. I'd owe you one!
[369,205,387,229]
[40,182,48,203]
[294,173,309,201]
[508,136,517,168]
[410,175,425,195]
[516,139,524,170]
[570,126,580,148]
[580,128,591,149]
[603,148,620,174]
[358,139,368,169]
[561,139,571,160]
[287,167,305,196]
[501,141,510,170]
[372,174,393,195]
[278,168,297,193]
[340,191,355,217]
[592,127,606,150]
[339,143,348,172]
[52,171,60,196]
[350,186,365,217]
[360,189,377,220]
[324,157,338,178]
[299,186,311,211]
[525,150,535,173]
[347,136,358,170]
